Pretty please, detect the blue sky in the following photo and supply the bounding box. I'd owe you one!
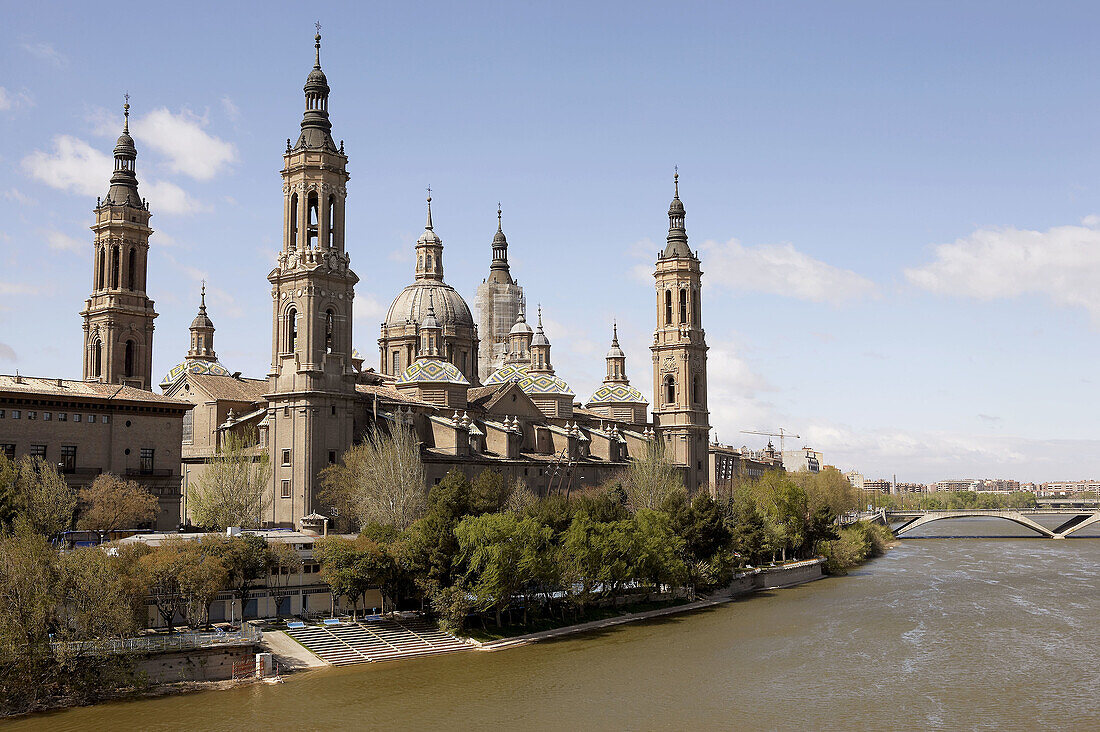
[3,1,1100,483]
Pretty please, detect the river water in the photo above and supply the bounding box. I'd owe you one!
[7,519,1100,731]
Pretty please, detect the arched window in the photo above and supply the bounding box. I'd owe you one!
[664,375,675,404]
[124,340,135,377]
[127,248,136,290]
[426,253,433,271]
[286,307,298,353]
[692,375,700,404]
[679,289,688,324]
[289,193,298,249]
[325,308,335,353]
[664,290,673,325]
[92,339,102,378]
[692,288,700,326]
[111,246,120,289]
[197,335,204,351]
[327,195,336,248]
[307,192,319,248]
[97,248,105,290]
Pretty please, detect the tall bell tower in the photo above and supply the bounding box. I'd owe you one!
[265,29,359,527]
[651,172,710,493]
[80,100,157,390]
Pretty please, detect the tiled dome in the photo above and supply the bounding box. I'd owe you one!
[485,363,574,396]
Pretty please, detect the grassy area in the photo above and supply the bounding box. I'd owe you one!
[463,597,692,643]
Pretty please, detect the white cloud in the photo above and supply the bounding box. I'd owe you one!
[0,282,45,296]
[0,343,16,362]
[0,87,32,112]
[221,96,240,122]
[21,41,67,67]
[2,189,33,205]
[353,293,387,321]
[701,239,878,304]
[706,342,779,447]
[143,180,205,215]
[159,253,242,317]
[136,108,236,180]
[905,217,1100,322]
[44,230,84,253]
[22,135,112,197]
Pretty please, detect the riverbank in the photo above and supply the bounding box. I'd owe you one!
[468,558,827,651]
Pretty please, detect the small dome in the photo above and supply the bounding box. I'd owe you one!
[589,383,648,405]
[531,330,549,347]
[509,311,533,335]
[397,358,470,386]
[485,363,574,396]
[606,343,625,359]
[114,132,136,157]
[306,67,328,86]
[385,283,474,329]
[191,311,214,329]
[668,196,685,215]
[160,359,231,390]
[418,227,442,246]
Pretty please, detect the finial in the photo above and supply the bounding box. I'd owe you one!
[286,138,291,152]
[200,280,206,309]
[425,186,434,230]
[537,304,543,329]
[612,320,619,344]
[314,22,322,67]
[123,93,130,134]
[674,165,679,198]
[427,289,436,315]
[497,202,502,230]
[339,139,344,154]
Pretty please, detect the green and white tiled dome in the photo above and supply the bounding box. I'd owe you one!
[397,358,470,385]
[160,359,231,389]
[485,363,574,396]
[589,383,648,405]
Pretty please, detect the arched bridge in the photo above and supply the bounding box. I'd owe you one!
[885,509,1100,539]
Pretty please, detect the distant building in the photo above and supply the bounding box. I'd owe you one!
[710,440,783,491]
[864,478,892,494]
[474,207,525,383]
[934,479,980,492]
[782,447,822,473]
[1043,480,1100,496]
[896,482,927,494]
[845,471,865,491]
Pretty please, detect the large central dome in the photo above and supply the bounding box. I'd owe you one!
[385,282,474,329]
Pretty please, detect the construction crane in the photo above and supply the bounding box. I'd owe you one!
[740,428,800,454]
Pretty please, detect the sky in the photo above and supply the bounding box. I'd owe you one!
[2,1,1100,483]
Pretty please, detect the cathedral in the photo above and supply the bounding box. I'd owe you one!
[0,32,782,532]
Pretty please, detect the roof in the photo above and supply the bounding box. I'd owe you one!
[0,374,189,408]
[186,373,267,403]
[385,282,474,330]
[397,358,469,386]
[160,359,231,389]
[484,363,574,396]
[588,383,648,405]
[355,383,436,407]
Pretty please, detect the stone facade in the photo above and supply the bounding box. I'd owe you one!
[475,207,525,382]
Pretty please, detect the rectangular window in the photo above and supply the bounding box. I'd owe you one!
[282,449,291,466]
[283,406,290,417]
[30,445,46,459]
[281,479,291,499]
[87,415,96,424]
[43,412,51,421]
[182,410,193,444]
[139,448,154,474]
[60,446,76,473]
[57,412,66,421]
[328,450,336,464]
[0,410,4,418]
[102,415,110,424]
[330,405,336,416]
[392,351,400,373]
[11,411,19,419]
[0,444,13,460]
[27,411,36,420]
[72,413,80,423]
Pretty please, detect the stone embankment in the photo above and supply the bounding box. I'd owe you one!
[473,559,826,652]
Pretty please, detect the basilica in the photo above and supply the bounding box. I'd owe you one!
[1,32,781,532]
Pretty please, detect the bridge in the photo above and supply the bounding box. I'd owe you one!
[884,508,1100,539]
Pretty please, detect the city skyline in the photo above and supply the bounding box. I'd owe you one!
[3,1,1100,483]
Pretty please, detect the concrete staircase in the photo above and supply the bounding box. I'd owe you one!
[285,617,469,667]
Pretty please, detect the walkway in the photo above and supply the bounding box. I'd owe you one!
[887,508,1100,538]
[284,617,470,666]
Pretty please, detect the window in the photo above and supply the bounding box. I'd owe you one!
[92,339,102,378]
[282,449,291,466]
[325,309,335,353]
[0,410,5,418]
[328,450,336,464]
[289,193,299,249]
[97,247,105,289]
[102,415,109,424]
[57,412,66,422]
[283,406,290,417]
[111,245,120,289]
[87,415,96,424]
[27,411,36,420]
[43,412,51,421]
[72,413,80,423]
[665,375,676,404]
[11,410,20,419]
[124,340,135,377]
[0,443,13,460]
[60,446,76,473]
[182,410,193,444]
[330,405,336,416]
[30,445,46,459]
[679,289,688,324]
[281,479,291,499]
[327,194,337,248]
[693,375,701,404]
[127,247,136,290]
[692,289,700,325]
[307,192,319,248]
[139,448,154,474]
[286,307,298,353]
[664,290,673,325]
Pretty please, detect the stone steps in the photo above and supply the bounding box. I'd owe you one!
[285,618,469,666]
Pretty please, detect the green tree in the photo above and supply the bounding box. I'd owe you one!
[11,456,77,540]
[189,430,272,529]
[406,470,473,595]
[318,425,426,531]
[77,474,159,533]
[0,454,19,530]
[620,440,683,512]
[198,533,271,623]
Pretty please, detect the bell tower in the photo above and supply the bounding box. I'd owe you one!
[651,172,710,493]
[265,29,359,527]
[81,99,157,390]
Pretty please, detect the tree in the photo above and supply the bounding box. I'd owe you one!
[620,440,683,512]
[0,454,19,531]
[176,541,229,628]
[314,535,393,618]
[189,430,272,529]
[406,470,474,595]
[9,456,76,540]
[318,425,426,531]
[267,540,304,618]
[198,533,271,624]
[137,539,190,632]
[58,547,140,641]
[77,474,159,533]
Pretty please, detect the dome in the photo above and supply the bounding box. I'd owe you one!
[114,132,136,157]
[509,312,533,335]
[397,358,469,386]
[485,363,574,396]
[606,343,625,359]
[668,196,685,215]
[160,359,231,390]
[589,383,647,405]
[418,227,442,246]
[385,283,474,329]
[531,330,549,347]
[306,67,328,87]
[191,311,214,329]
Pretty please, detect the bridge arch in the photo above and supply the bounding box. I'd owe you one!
[891,511,1055,538]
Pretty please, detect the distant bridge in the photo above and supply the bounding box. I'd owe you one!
[884,508,1100,539]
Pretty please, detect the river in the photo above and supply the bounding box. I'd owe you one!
[7,519,1100,731]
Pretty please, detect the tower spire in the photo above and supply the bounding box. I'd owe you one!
[293,25,335,151]
[123,93,130,134]
[414,188,444,281]
[662,168,691,259]
[425,187,434,230]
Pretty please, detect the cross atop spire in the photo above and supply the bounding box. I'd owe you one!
[314,22,322,67]
[123,93,130,133]
[200,280,206,309]
[674,165,679,198]
[425,186,434,230]
[497,202,502,230]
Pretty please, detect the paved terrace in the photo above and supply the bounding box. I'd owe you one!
[284,617,470,666]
